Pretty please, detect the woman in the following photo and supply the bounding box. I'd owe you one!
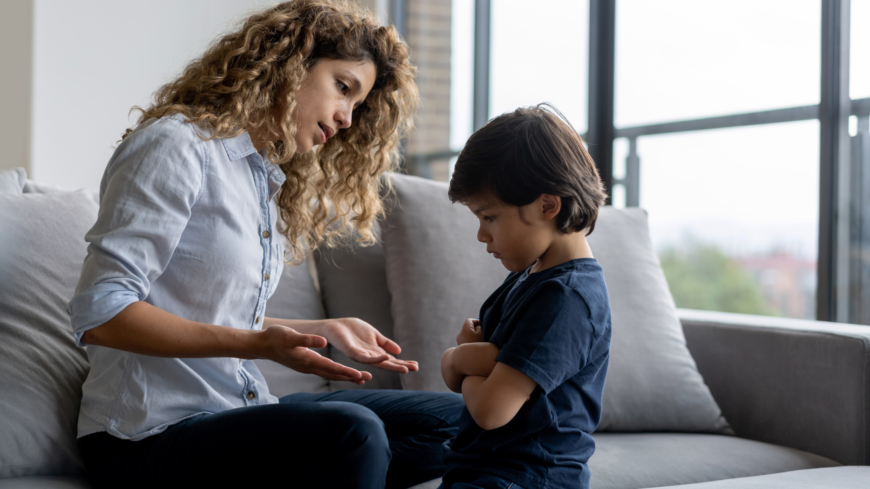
[69,1,462,488]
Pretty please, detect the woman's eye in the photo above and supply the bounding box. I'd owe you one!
[337,81,350,95]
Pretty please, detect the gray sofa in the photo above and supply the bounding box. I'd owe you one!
[1,167,868,488]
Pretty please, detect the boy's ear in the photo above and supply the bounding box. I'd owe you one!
[539,194,562,221]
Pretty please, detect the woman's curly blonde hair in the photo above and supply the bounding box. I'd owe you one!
[126,0,417,262]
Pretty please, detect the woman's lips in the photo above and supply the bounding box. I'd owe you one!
[318,124,326,144]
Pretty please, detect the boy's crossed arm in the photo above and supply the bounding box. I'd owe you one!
[441,319,538,430]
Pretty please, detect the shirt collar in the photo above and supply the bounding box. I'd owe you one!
[220,131,259,161]
[221,131,287,197]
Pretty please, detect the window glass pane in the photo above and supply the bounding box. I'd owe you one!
[615,0,820,128]
[489,0,589,133]
[637,121,819,319]
[852,0,870,99]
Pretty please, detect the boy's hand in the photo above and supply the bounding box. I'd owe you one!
[456,318,483,345]
[441,342,500,393]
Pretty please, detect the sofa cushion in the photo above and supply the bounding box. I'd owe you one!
[0,167,26,193]
[314,223,403,391]
[407,434,841,489]
[380,173,729,433]
[255,251,330,397]
[588,433,839,489]
[653,466,870,489]
[0,191,97,478]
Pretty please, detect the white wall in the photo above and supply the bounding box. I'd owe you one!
[30,0,274,191]
[0,0,33,174]
[12,0,383,191]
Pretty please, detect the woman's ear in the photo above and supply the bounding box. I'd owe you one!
[538,194,562,221]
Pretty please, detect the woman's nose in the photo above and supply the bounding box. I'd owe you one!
[335,104,353,129]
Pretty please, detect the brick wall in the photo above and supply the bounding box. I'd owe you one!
[405,0,452,181]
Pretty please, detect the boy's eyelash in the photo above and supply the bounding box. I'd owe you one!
[484,216,495,223]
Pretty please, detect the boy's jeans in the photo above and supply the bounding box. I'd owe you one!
[439,470,526,489]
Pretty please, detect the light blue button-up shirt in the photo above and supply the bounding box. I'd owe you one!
[69,113,285,440]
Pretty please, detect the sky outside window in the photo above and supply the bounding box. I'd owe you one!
[488,0,589,133]
[615,0,821,127]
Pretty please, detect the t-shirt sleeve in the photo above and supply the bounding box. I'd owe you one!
[495,280,597,394]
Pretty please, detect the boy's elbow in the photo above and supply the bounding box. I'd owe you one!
[441,348,462,393]
[469,403,513,431]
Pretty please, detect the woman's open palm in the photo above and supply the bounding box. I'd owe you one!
[261,325,372,384]
[323,318,419,374]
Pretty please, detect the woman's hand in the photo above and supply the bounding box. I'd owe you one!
[456,318,482,345]
[322,318,419,374]
[259,325,372,385]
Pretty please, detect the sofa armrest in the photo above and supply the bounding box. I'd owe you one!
[679,308,870,466]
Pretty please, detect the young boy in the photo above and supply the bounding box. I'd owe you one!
[440,104,612,489]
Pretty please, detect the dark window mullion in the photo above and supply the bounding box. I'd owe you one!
[587,0,616,202]
[473,0,491,132]
[818,0,851,322]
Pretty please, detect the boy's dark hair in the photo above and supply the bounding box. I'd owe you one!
[448,103,608,235]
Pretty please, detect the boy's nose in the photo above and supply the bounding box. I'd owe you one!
[477,227,490,243]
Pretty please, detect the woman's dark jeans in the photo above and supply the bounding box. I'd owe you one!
[78,390,463,489]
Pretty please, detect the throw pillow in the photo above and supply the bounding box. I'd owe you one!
[380,173,731,433]
[255,251,331,396]
[314,223,403,391]
[381,175,507,392]
[0,167,26,193]
[22,179,99,205]
[588,208,731,433]
[0,191,97,478]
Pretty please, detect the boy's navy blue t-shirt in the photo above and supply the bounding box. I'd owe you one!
[444,258,612,489]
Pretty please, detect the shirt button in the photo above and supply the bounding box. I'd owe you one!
[255,316,261,324]
[264,272,270,281]
[262,230,271,238]
[246,391,255,400]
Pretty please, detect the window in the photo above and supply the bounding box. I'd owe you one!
[392,0,868,324]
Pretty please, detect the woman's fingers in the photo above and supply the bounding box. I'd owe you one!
[291,331,328,349]
[295,349,367,380]
[310,368,371,384]
[370,357,419,373]
[377,333,402,355]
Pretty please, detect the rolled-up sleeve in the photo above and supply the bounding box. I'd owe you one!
[68,117,206,346]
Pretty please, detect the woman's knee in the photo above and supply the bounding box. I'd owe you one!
[319,402,390,460]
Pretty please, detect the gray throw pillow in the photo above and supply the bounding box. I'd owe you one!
[314,223,403,391]
[381,175,507,392]
[22,179,99,205]
[0,191,97,478]
[588,208,731,433]
[255,252,331,396]
[380,173,730,433]
[0,167,26,193]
